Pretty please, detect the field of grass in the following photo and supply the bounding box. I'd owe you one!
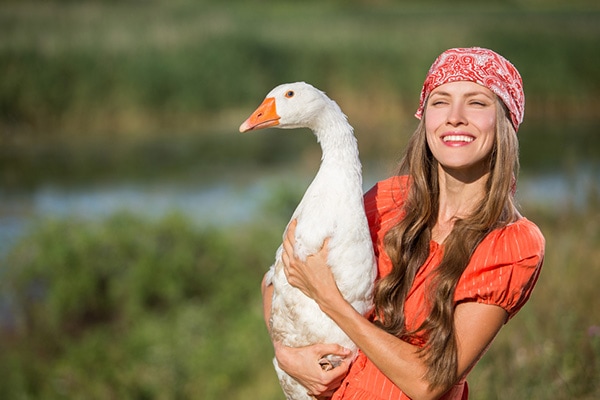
[2,0,599,138]
[469,198,600,399]
[1,190,599,399]
[1,0,599,399]
[1,0,599,189]
[0,211,284,399]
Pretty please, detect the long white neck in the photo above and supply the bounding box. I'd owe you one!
[290,104,366,258]
[312,105,362,182]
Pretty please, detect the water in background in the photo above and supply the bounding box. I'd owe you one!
[1,117,599,258]
[1,163,598,258]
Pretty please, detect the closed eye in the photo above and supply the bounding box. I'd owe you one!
[469,99,492,107]
[430,100,448,106]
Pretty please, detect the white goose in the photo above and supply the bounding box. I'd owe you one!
[240,82,376,400]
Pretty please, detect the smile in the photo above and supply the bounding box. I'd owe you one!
[442,135,474,143]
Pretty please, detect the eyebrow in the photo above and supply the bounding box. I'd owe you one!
[430,90,495,100]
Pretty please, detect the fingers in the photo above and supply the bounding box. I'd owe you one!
[315,343,352,359]
[284,218,331,256]
[321,237,330,253]
[285,219,298,244]
[309,354,351,398]
[276,342,350,399]
[282,219,297,265]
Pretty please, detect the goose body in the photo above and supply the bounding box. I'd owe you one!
[240,82,376,400]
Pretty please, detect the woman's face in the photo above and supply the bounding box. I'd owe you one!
[425,81,497,178]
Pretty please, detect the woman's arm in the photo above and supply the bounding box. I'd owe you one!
[282,220,507,400]
[261,272,352,398]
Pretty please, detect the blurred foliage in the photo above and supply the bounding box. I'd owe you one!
[1,0,599,189]
[0,127,317,189]
[469,190,600,399]
[0,184,599,399]
[1,0,599,136]
[0,210,284,399]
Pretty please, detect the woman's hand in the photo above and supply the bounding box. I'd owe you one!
[281,219,341,307]
[274,341,351,399]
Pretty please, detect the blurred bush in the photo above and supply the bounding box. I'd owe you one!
[1,0,599,137]
[0,179,599,399]
[0,211,284,399]
[1,0,599,190]
[469,193,600,399]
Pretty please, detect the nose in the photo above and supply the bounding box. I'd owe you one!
[447,104,467,126]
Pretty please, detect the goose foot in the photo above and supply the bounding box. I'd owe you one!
[318,354,344,371]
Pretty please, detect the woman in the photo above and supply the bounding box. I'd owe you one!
[263,47,545,400]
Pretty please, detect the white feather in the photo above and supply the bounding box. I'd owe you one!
[247,82,376,400]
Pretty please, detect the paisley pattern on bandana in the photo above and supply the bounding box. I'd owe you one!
[415,47,525,131]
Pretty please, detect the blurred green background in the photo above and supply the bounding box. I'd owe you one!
[0,0,599,399]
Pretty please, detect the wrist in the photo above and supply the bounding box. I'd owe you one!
[273,341,294,373]
[318,287,349,318]
[273,341,286,361]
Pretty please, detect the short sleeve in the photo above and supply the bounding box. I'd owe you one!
[455,218,545,321]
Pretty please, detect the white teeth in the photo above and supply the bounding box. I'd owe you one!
[443,135,474,143]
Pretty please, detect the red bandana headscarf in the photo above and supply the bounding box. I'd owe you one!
[415,47,525,131]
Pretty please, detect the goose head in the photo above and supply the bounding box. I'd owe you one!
[239,82,334,133]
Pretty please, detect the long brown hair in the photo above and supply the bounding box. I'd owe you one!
[374,99,520,389]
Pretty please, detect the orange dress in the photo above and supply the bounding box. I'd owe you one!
[331,176,545,400]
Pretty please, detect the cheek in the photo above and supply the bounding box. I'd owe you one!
[479,117,497,153]
[483,116,496,132]
[425,132,435,153]
[476,110,497,133]
[424,109,444,133]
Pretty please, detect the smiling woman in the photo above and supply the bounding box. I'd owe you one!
[269,47,544,400]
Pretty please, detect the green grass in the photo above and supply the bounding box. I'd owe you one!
[0,211,286,399]
[1,0,599,190]
[469,195,600,399]
[0,191,599,399]
[1,0,599,138]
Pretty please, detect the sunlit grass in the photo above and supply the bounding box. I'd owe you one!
[0,211,286,399]
[1,1,598,196]
[1,0,599,138]
[0,189,599,399]
[468,196,600,399]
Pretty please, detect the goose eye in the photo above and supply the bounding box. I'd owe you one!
[285,90,295,98]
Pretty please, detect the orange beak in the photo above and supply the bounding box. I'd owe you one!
[239,97,280,133]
